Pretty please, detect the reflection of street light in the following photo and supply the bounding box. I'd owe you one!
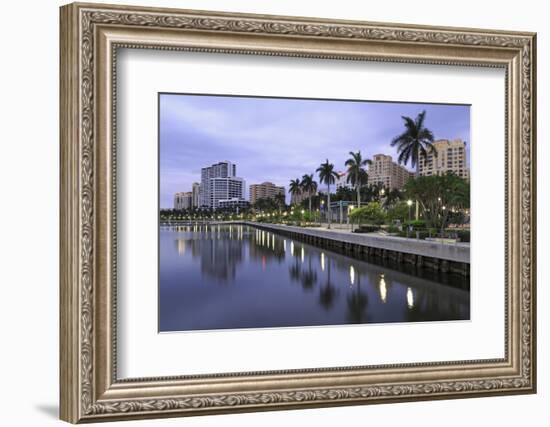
[321,252,325,271]
[349,265,355,286]
[379,274,387,303]
[406,287,414,309]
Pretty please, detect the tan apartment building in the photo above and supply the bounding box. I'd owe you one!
[367,154,414,190]
[174,191,193,210]
[249,182,285,205]
[418,139,469,179]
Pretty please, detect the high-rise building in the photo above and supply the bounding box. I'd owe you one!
[192,182,200,207]
[218,198,250,211]
[290,189,316,206]
[200,161,245,209]
[367,154,413,190]
[249,182,285,205]
[174,191,193,210]
[418,139,469,179]
[334,173,350,191]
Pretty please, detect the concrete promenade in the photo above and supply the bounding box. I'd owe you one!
[245,222,470,265]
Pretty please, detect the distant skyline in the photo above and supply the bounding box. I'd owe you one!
[160,93,470,208]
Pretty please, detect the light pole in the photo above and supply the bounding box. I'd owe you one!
[407,199,413,238]
[407,199,413,222]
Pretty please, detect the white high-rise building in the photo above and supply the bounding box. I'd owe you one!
[334,173,350,191]
[200,161,245,209]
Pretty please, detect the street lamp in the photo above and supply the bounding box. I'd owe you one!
[407,199,413,222]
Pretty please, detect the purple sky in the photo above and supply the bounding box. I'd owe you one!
[159,93,470,208]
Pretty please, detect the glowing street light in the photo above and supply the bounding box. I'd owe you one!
[406,287,414,309]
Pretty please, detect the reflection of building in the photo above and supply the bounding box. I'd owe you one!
[200,234,243,281]
[418,139,469,180]
[200,161,245,209]
[249,182,285,205]
[174,191,193,209]
[192,182,201,207]
[218,198,250,211]
[367,154,413,190]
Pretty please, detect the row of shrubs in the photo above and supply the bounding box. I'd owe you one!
[353,223,470,242]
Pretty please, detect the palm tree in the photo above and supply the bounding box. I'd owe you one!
[300,174,318,212]
[345,151,372,208]
[391,110,435,220]
[274,192,286,213]
[289,178,302,205]
[390,110,435,176]
[316,159,339,228]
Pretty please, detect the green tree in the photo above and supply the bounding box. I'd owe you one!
[349,202,386,226]
[274,192,286,212]
[345,151,372,208]
[316,159,339,229]
[300,174,318,212]
[382,188,403,208]
[405,173,469,232]
[289,178,302,205]
[361,182,385,204]
[386,200,410,224]
[334,186,355,202]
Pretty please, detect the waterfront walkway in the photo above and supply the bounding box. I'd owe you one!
[244,222,469,265]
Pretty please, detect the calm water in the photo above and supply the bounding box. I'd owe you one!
[159,224,470,332]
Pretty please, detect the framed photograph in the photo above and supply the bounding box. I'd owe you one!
[60,2,537,423]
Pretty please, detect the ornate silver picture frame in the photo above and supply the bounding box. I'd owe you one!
[60,2,536,423]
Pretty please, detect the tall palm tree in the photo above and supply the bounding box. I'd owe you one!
[274,192,286,213]
[390,110,435,176]
[300,174,318,212]
[345,151,372,208]
[391,110,435,220]
[316,159,339,228]
[289,178,302,206]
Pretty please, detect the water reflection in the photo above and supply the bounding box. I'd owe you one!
[159,225,470,332]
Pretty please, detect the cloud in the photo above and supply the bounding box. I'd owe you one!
[160,94,470,207]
